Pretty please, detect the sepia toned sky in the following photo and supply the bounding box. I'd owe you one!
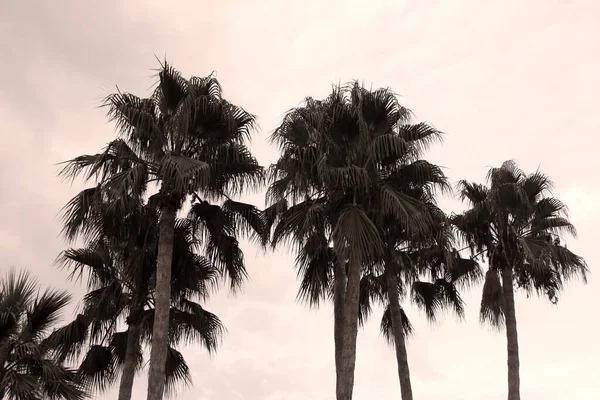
[1,0,599,399]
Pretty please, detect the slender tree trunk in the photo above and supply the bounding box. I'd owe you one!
[118,323,141,400]
[385,266,413,400]
[502,267,520,400]
[146,206,176,400]
[333,251,347,380]
[336,256,361,400]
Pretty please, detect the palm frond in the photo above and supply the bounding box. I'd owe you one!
[58,245,116,290]
[271,199,328,249]
[159,154,210,195]
[221,199,266,243]
[479,269,505,328]
[2,371,41,400]
[77,345,119,392]
[397,122,443,155]
[103,92,164,155]
[170,300,225,353]
[0,269,37,315]
[445,253,483,289]
[164,347,192,395]
[0,270,87,400]
[295,235,335,307]
[380,304,413,344]
[44,314,91,362]
[332,205,382,264]
[154,62,188,116]
[58,139,143,185]
[411,280,465,322]
[24,288,71,341]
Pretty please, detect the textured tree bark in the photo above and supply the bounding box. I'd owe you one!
[336,256,361,400]
[502,267,520,400]
[146,206,176,400]
[117,323,141,400]
[333,255,347,381]
[385,266,413,400]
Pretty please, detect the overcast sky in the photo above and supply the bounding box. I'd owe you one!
[1,0,599,399]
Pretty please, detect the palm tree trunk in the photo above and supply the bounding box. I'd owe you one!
[146,205,176,400]
[118,323,141,400]
[333,253,347,381]
[384,266,413,400]
[501,267,520,400]
[336,256,361,400]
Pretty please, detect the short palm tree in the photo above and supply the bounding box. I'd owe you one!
[59,62,264,400]
[48,195,226,400]
[0,269,87,400]
[266,83,442,400]
[358,246,481,400]
[451,160,587,400]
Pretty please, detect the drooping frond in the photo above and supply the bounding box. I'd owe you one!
[411,280,465,322]
[77,344,119,392]
[170,300,225,353]
[380,305,413,344]
[220,199,266,243]
[332,205,382,264]
[164,347,192,395]
[295,232,335,307]
[479,269,504,328]
[444,253,483,289]
[44,314,91,363]
[357,271,386,327]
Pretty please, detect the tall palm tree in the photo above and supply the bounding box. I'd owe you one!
[265,83,442,400]
[59,62,264,400]
[0,269,87,400]
[451,160,588,400]
[47,195,226,400]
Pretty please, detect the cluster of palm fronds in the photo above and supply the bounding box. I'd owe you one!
[1,63,587,400]
[263,84,587,400]
[0,270,86,400]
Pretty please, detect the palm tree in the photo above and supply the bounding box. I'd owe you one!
[296,194,480,400]
[451,160,588,400]
[0,269,87,400]
[47,195,226,400]
[365,162,451,400]
[358,245,481,400]
[59,62,264,400]
[265,83,442,400]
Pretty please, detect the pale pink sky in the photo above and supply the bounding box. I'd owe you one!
[1,1,599,399]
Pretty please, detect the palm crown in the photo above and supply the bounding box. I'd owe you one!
[58,62,265,400]
[59,62,263,221]
[266,83,444,263]
[0,269,87,400]
[452,160,587,324]
[47,194,225,396]
[265,82,452,400]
